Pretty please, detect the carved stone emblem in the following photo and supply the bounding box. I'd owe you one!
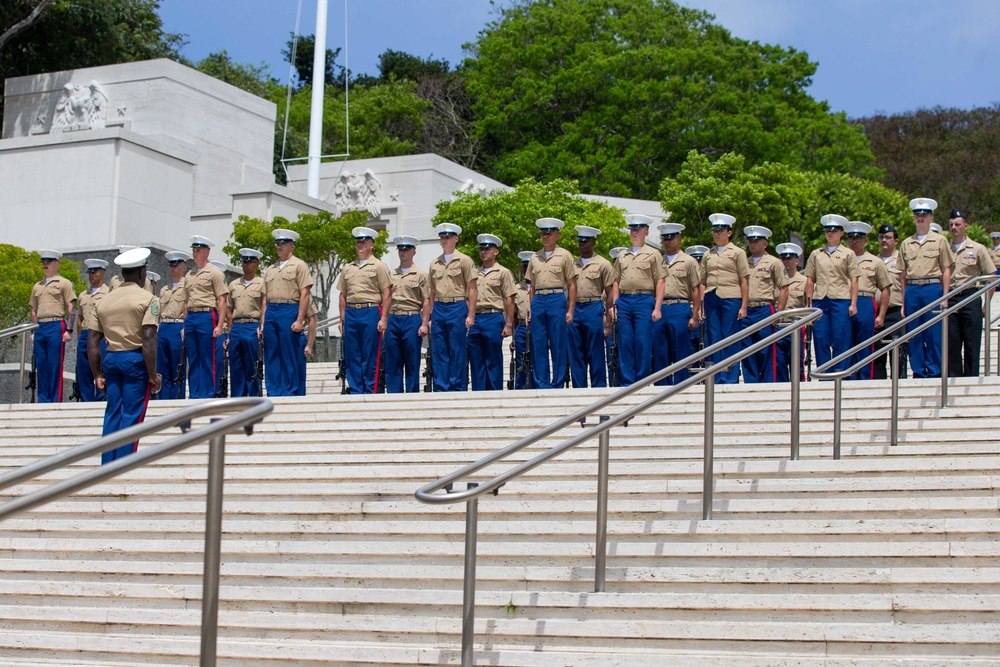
[48,80,108,133]
[333,168,382,218]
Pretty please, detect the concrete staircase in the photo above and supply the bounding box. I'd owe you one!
[0,372,998,665]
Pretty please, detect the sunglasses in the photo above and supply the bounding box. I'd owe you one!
[439,232,458,238]
[540,229,558,235]
[478,244,497,249]
[41,259,55,264]
[86,268,102,273]
[274,239,292,245]
[823,227,841,233]
[577,236,595,242]
[168,260,185,266]
[710,226,729,232]
[396,245,415,251]
[780,254,798,259]
[240,257,258,263]
[661,233,680,239]
[847,233,866,238]
[353,237,371,242]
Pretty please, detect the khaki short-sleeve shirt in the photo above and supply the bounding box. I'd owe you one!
[429,250,476,299]
[613,246,663,292]
[574,255,614,299]
[158,282,187,320]
[513,283,531,321]
[804,245,860,300]
[989,245,1000,272]
[228,276,264,319]
[390,266,430,313]
[77,285,109,331]
[881,251,905,308]
[785,273,808,310]
[700,243,750,299]
[748,254,789,303]
[262,256,314,302]
[90,284,159,352]
[30,276,76,320]
[476,265,516,311]
[184,265,229,309]
[527,247,576,290]
[899,232,953,280]
[950,239,996,290]
[660,252,701,301]
[856,252,892,295]
[336,258,391,304]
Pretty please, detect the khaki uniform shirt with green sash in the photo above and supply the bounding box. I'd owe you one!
[228,276,264,320]
[527,247,576,290]
[573,255,613,302]
[429,250,476,299]
[785,273,808,310]
[475,265,516,312]
[389,266,430,313]
[336,258,390,304]
[158,282,187,321]
[700,243,750,299]
[660,252,700,301]
[747,254,789,304]
[613,246,663,292]
[89,284,159,352]
[184,265,229,309]
[855,251,892,298]
[804,245,860,300]
[263,256,314,303]
[77,285,109,331]
[950,239,996,291]
[30,275,76,320]
[881,251,905,308]
[513,283,531,323]
[899,231,953,281]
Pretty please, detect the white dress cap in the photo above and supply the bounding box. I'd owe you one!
[820,214,849,229]
[743,225,772,239]
[609,246,627,260]
[83,258,109,270]
[909,197,938,213]
[929,222,943,234]
[39,249,63,260]
[776,243,803,257]
[209,260,227,271]
[708,213,736,227]
[189,235,216,248]
[115,247,151,269]
[845,221,873,236]
[435,222,463,236]
[117,244,138,254]
[658,222,685,236]
[352,226,378,239]
[623,213,654,227]
[393,235,420,247]
[165,250,192,262]
[535,217,565,230]
[574,225,602,238]
[477,233,503,247]
[272,228,300,242]
[517,250,534,262]
[685,245,710,257]
[146,271,161,283]
[990,231,1000,240]
[239,248,264,260]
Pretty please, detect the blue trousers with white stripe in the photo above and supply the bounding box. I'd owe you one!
[530,292,568,389]
[568,301,606,388]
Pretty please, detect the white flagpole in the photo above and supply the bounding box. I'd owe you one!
[306,0,328,199]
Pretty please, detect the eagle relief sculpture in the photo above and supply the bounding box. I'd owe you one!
[333,169,382,219]
[49,81,108,133]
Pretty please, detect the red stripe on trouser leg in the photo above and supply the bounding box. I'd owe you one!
[133,383,152,453]
[211,310,218,386]
[57,320,66,401]
[869,297,877,379]
[373,306,383,394]
[770,305,776,382]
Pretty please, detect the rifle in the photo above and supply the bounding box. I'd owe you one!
[26,354,36,403]
[507,341,517,390]
[215,341,229,398]
[376,334,387,394]
[804,324,814,381]
[254,335,265,397]
[523,324,533,389]
[69,381,82,402]
[336,336,349,395]
[423,335,434,392]
[607,320,619,387]
[174,342,187,400]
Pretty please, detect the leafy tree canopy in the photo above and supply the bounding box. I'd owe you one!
[432,177,627,274]
[282,33,344,90]
[190,50,281,100]
[465,0,878,199]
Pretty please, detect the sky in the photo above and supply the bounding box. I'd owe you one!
[158,0,1000,119]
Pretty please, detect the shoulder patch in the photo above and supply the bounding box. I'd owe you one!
[150,299,160,317]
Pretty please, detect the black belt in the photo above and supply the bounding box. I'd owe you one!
[620,289,653,295]
[476,308,502,314]
[390,309,420,316]
[908,278,939,285]
[435,296,465,303]
[662,298,688,305]
[233,317,260,323]
[576,296,603,303]
[535,288,563,295]
[346,302,378,309]
[37,317,65,323]
[188,307,216,313]
[159,318,184,324]
[748,300,774,308]
[269,298,298,305]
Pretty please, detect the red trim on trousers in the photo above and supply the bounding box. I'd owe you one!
[133,382,153,453]
[769,305,777,382]
[211,310,218,385]
[373,306,383,394]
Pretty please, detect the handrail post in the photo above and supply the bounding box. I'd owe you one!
[890,345,899,446]
[461,495,479,667]
[985,294,992,377]
[594,415,610,593]
[790,326,801,460]
[702,373,715,520]
[200,424,226,667]
[833,378,842,460]
[940,308,949,407]
[18,330,29,404]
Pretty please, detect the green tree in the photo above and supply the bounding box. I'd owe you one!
[223,211,385,316]
[282,34,344,90]
[465,0,877,199]
[190,50,280,100]
[432,177,627,274]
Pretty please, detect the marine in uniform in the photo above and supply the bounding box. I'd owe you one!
[804,214,859,374]
[75,259,110,402]
[337,226,391,394]
[527,217,577,389]
[611,214,664,385]
[570,225,613,387]
[873,224,907,379]
[297,300,320,396]
[468,234,516,391]
[182,236,230,399]
[262,228,314,396]
[652,223,700,385]
[108,245,137,291]
[685,245,709,356]
[988,231,1000,274]
[700,213,749,384]
[946,209,996,376]
[87,247,160,465]
[157,251,190,400]
[29,249,76,403]
[512,251,533,389]
[227,249,265,397]
[900,198,954,378]
[385,235,430,393]
[845,221,891,380]
[775,243,807,382]
[428,223,477,392]
[146,271,160,295]
[209,260,230,394]
[740,225,788,384]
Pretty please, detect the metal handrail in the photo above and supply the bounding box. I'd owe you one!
[415,307,822,667]
[0,397,274,667]
[812,275,1000,457]
[0,322,39,403]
